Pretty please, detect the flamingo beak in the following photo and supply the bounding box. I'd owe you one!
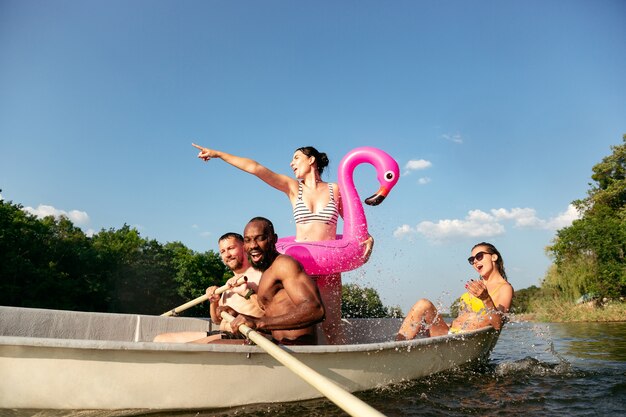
[364,186,389,206]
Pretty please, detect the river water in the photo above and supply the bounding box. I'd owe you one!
[169,321,626,417]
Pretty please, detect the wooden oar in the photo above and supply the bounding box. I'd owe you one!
[220,312,386,417]
[161,276,247,317]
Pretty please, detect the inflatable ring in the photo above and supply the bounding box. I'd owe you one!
[276,146,400,275]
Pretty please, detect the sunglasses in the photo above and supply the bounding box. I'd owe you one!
[468,251,492,265]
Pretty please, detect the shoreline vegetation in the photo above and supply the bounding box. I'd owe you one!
[511,298,626,323]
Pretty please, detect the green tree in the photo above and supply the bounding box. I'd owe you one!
[546,135,626,300]
[167,241,228,317]
[510,285,541,313]
[0,195,228,315]
[0,198,104,310]
[341,283,402,318]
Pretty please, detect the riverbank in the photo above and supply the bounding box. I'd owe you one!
[514,298,626,322]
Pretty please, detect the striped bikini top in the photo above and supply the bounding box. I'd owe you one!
[293,181,339,225]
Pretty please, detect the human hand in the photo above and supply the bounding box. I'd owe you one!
[227,313,256,334]
[192,143,218,161]
[361,234,374,262]
[226,277,249,297]
[206,286,220,303]
[465,279,489,301]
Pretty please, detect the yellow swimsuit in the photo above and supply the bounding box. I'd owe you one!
[449,282,507,334]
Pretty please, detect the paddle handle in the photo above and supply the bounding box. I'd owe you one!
[161,276,247,317]
[221,312,386,417]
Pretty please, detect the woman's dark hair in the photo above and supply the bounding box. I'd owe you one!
[472,242,508,280]
[295,146,329,176]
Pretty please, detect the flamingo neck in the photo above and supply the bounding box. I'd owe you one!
[338,158,367,241]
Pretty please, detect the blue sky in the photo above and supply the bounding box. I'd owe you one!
[1,1,625,313]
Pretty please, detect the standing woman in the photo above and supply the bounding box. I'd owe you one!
[396,242,513,340]
[192,143,373,344]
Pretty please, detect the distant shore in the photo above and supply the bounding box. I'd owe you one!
[510,300,626,323]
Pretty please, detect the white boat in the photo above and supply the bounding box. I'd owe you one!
[0,305,499,412]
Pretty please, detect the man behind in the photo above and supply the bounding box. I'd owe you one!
[228,217,326,345]
[154,232,262,343]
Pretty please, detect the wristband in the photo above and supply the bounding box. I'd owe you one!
[244,289,254,300]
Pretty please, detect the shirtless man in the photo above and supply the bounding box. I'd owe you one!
[153,232,263,343]
[228,217,326,345]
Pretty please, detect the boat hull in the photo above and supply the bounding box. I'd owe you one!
[0,306,499,411]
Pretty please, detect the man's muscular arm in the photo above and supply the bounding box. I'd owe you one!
[229,256,325,332]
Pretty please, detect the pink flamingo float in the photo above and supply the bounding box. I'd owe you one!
[276,146,400,276]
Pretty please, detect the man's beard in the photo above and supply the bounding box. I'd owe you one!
[249,255,270,271]
[248,250,276,271]
[224,258,243,272]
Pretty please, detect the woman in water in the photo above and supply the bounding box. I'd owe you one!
[396,242,513,340]
[192,143,373,344]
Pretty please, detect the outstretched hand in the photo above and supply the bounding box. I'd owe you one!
[192,143,217,161]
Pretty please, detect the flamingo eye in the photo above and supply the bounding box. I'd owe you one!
[384,170,395,182]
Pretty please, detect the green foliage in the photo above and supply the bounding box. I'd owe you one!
[510,285,541,313]
[0,199,103,310]
[546,135,626,301]
[167,241,229,316]
[449,298,460,318]
[527,295,626,322]
[341,283,403,318]
[0,197,225,316]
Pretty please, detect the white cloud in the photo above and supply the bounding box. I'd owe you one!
[414,210,505,242]
[403,159,432,176]
[491,205,581,230]
[491,207,542,228]
[441,133,463,144]
[393,224,415,238]
[405,159,432,170]
[23,204,90,226]
[418,177,431,185]
[395,204,581,243]
[545,204,582,230]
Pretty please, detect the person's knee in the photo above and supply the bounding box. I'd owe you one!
[410,298,434,313]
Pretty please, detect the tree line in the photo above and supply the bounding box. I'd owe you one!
[0,198,230,316]
[540,135,625,303]
[0,196,400,318]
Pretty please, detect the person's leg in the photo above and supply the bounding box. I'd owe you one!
[153,331,209,343]
[396,298,449,340]
[315,273,344,344]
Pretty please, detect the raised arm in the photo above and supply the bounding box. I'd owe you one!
[192,143,296,195]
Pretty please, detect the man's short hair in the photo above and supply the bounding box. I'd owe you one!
[218,232,244,243]
[247,216,275,236]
